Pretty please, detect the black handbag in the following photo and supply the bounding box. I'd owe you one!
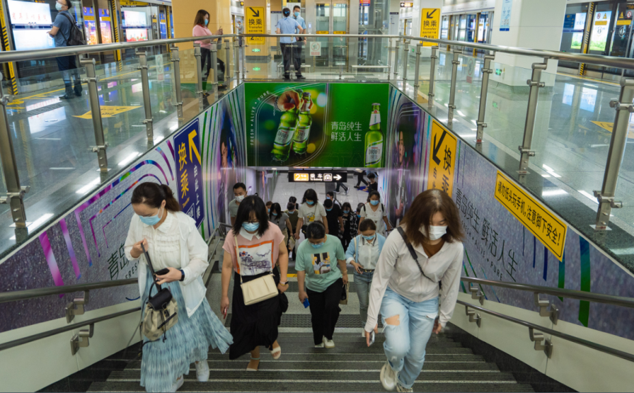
[141,243,178,342]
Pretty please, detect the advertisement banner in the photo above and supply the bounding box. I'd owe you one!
[245,82,389,167]
[174,119,205,228]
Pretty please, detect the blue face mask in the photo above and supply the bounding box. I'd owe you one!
[363,235,376,241]
[343,210,350,214]
[242,222,259,232]
[204,19,209,26]
[272,212,278,217]
[140,207,163,226]
[295,11,300,17]
[55,2,63,11]
[326,196,331,200]
[306,201,315,206]
[326,208,332,212]
[311,241,324,249]
[370,200,380,206]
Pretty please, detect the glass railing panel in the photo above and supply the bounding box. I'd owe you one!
[244,36,277,81]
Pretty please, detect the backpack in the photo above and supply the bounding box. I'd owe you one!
[60,13,87,46]
[362,202,384,215]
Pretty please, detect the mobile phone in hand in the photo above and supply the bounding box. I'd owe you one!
[155,268,169,276]
[223,308,227,319]
[369,331,375,346]
[303,298,310,308]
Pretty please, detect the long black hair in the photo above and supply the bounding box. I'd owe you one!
[269,202,283,220]
[232,195,270,237]
[342,202,352,213]
[131,183,180,212]
[301,188,318,204]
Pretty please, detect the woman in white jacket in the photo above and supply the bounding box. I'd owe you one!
[125,183,233,392]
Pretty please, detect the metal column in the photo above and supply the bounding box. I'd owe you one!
[393,38,400,78]
[447,50,460,122]
[241,43,247,80]
[518,61,547,175]
[0,74,28,227]
[593,78,634,230]
[210,42,219,100]
[135,50,153,140]
[402,40,409,82]
[224,39,231,82]
[413,43,422,96]
[235,39,241,84]
[387,39,393,81]
[170,46,184,119]
[193,43,204,109]
[80,58,108,173]
[428,46,438,108]
[476,53,495,144]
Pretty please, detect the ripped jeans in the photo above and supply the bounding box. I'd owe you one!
[380,287,439,389]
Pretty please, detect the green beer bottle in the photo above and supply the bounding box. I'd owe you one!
[292,92,312,155]
[271,108,299,162]
[364,103,383,167]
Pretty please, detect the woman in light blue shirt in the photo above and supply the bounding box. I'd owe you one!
[345,218,386,336]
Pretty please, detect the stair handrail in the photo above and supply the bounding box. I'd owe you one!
[458,300,634,363]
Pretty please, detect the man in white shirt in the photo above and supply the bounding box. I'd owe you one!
[229,182,247,226]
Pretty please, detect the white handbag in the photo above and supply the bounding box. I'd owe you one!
[235,236,278,305]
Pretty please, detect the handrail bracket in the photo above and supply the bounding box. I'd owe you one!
[529,327,553,358]
[70,323,94,355]
[534,293,559,324]
[469,284,485,305]
[465,306,482,327]
[66,291,90,323]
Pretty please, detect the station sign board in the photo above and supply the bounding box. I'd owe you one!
[289,171,348,183]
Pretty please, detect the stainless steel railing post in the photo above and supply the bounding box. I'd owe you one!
[393,38,400,79]
[224,39,231,82]
[135,50,153,140]
[211,42,219,100]
[193,43,204,109]
[402,39,409,82]
[593,78,634,230]
[235,39,242,84]
[387,38,393,81]
[170,45,184,119]
[80,58,108,173]
[0,74,28,228]
[413,43,422,96]
[428,46,438,108]
[447,50,460,122]
[241,41,247,80]
[518,60,547,175]
[476,52,495,144]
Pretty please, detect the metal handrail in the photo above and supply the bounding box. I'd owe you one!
[0,278,136,304]
[462,277,634,309]
[457,300,634,363]
[0,307,140,352]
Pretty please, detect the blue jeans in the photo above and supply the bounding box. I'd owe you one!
[381,287,439,389]
[353,270,373,327]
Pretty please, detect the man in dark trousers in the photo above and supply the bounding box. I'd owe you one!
[354,169,368,189]
[48,0,82,99]
[323,199,343,238]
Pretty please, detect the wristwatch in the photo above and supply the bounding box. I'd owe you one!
[279,281,289,286]
[179,269,185,282]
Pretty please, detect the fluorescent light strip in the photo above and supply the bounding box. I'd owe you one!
[76,178,100,195]
[541,174,551,178]
[542,164,562,178]
[542,189,568,197]
[459,134,477,138]
[584,83,599,88]
[153,136,164,143]
[49,167,75,170]
[457,110,466,117]
[578,190,598,204]
[612,247,634,256]
[118,152,140,167]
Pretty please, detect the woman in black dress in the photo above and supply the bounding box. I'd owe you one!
[340,202,358,251]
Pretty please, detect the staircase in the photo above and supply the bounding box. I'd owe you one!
[86,332,533,392]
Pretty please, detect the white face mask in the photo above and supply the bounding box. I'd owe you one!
[235,195,245,202]
[421,225,447,241]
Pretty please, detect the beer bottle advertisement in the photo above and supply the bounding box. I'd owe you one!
[245,83,389,167]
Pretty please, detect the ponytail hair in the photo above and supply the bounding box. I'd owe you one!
[131,183,181,212]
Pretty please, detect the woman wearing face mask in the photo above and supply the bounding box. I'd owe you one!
[345,219,385,337]
[365,190,464,393]
[269,203,292,247]
[221,196,289,371]
[285,201,299,260]
[360,191,393,236]
[295,188,328,240]
[125,183,233,392]
[192,10,223,96]
[296,222,348,348]
[340,202,358,251]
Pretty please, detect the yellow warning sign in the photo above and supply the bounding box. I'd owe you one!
[494,171,567,261]
[420,8,441,47]
[591,120,634,139]
[74,106,141,119]
[427,119,457,197]
[246,7,265,45]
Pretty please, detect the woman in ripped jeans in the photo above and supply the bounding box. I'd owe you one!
[365,189,464,392]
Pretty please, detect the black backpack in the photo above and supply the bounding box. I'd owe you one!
[60,13,86,46]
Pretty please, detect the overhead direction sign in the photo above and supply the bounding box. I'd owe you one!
[289,171,348,183]
[246,7,265,45]
[427,119,457,197]
[420,8,441,47]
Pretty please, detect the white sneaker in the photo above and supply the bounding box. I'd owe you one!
[380,362,398,391]
[396,383,413,392]
[323,337,335,348]
[315,343,325,348]
[170,376,184,392]
[195,361,209,382]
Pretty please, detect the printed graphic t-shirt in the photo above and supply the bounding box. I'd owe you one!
[298,202,327,223]
[296,234,345,293]
[222,225,285,276]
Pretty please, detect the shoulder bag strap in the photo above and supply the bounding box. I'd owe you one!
[354,236,358,265]
[60,12,73,42]
[234,234,244,285]
[396,227,434,283]
[140,243,162,290]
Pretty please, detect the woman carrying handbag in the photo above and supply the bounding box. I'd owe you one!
[221,196,290,371]
[124,183,233,392]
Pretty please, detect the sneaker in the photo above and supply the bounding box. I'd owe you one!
[323,337,335,348]
[195,361,209,382]
[170,376,184,392]
[396,383,413,392]
[296,74,306,80]
[315,343,325,348]
[380,362,398,391]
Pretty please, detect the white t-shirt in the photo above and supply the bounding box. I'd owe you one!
[298,202,327,223]
[360,202,387,234]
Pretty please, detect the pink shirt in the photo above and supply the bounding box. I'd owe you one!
[193,24,212,49]
[222,223,285,276]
